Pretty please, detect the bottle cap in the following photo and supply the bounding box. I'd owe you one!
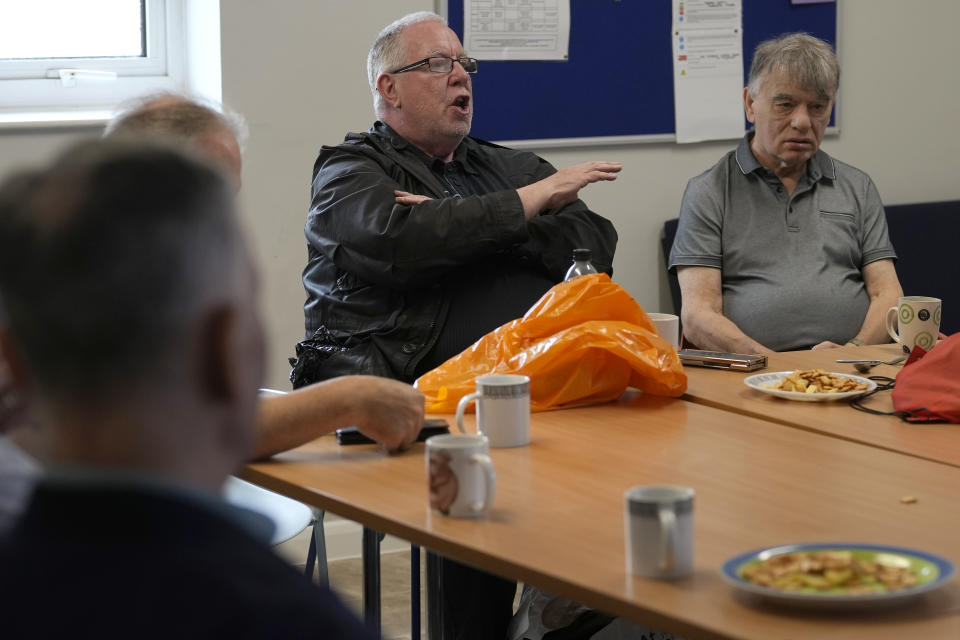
[572,248,592,260]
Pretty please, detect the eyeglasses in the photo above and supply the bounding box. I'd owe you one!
[390,56,479,75]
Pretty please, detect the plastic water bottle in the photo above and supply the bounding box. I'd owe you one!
[564,248,599,281]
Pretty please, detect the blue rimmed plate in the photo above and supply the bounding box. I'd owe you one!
[721,543,955,609]
[743,371,876,402]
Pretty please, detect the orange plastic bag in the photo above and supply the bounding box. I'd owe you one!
[415,273,687,413]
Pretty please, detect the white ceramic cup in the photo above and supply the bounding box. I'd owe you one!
[455,374,530,448]
[624,485,694,579]
[647,312,680,349]
[425,434,496,518]
[885,296,941,353]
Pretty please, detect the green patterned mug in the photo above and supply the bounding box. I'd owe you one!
[885,296,941,353]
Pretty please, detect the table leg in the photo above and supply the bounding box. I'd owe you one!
[362,526,382,637]
[313,509,328,587]
[426,550,443,639]
[411,545,421,640]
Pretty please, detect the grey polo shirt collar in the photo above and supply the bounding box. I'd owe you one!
[734,131,836,183]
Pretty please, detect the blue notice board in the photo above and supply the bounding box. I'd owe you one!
[446,0,837,144]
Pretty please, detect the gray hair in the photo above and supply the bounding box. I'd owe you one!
[747,33,839,100]
[105,91,249,151]
[0,139,245,403]
[367,11,447,115]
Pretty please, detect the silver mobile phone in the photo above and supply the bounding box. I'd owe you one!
[677,349,767,371]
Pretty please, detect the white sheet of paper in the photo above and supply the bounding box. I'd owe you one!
[673,0,741,30]
[464,0,570,61]
[672,0,745,143]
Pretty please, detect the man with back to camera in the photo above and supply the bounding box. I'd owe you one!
[669,33,902,354]
[0,139,374,638]
[0,94,426,535]
[295,11,621,640]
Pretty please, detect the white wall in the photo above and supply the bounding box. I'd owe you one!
[0,0,957,389]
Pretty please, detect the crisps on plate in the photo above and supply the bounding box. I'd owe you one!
[770,369,869,394]
[741,550,918,595]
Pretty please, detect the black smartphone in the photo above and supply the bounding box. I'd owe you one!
[677,349,767,372]
[336,418,450,445]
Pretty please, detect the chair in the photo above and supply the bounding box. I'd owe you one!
[221,476,312,545]
[251,390,417,636]
[661,218,682,317]
[219,388,329,586]
[661,218,698,348]
[884,201,959,335]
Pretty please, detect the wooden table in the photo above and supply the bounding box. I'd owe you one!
[681,343,960,468]
[242,392,960,640]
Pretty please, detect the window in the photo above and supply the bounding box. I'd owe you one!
[0,0,186,122]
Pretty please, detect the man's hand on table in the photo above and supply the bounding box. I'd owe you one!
[253,375,425,459]
[812,340,844,350]
[350,376,425,453]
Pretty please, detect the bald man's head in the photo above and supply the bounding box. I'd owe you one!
[106,95,245,190]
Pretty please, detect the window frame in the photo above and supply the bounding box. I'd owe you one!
[0,0,183,116]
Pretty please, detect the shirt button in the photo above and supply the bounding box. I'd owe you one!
[401,343,418,354]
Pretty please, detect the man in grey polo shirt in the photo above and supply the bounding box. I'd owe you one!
[670,33,902,353]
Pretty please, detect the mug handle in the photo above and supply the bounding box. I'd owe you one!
[468,453,496,514]
[885,306,901,343]
[455,392,481,434]
[658,506,677,572]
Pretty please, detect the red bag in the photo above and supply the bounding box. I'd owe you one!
[892,333,960,422]
[414,273,687,413]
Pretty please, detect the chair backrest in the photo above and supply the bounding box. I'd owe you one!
[221,476,313,546]
[884,201,958,335]
[661,218,682,317]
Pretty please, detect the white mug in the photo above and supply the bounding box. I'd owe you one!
[455,374,530,448]
[625,485,694,579]
[426,434,496,518]
[647,312,680,349]
[885,296,941,353]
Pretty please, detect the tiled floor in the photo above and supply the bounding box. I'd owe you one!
[325,549,427,640]
[277,529,522,639]
[275,526,427,638]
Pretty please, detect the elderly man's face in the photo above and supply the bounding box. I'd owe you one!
[392,21,473,150]
[744,69,833,176]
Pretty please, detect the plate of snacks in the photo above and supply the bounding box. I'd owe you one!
[743,369,875,401]
[721,543,955,608]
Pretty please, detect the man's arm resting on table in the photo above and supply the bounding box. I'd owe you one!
[252,376,424,459]
[849,259,903,346]
[809,259,903,349]
[677,266,773,355]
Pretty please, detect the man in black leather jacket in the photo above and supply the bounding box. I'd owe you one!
[297,11,621,640]
[296,10,621,389]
